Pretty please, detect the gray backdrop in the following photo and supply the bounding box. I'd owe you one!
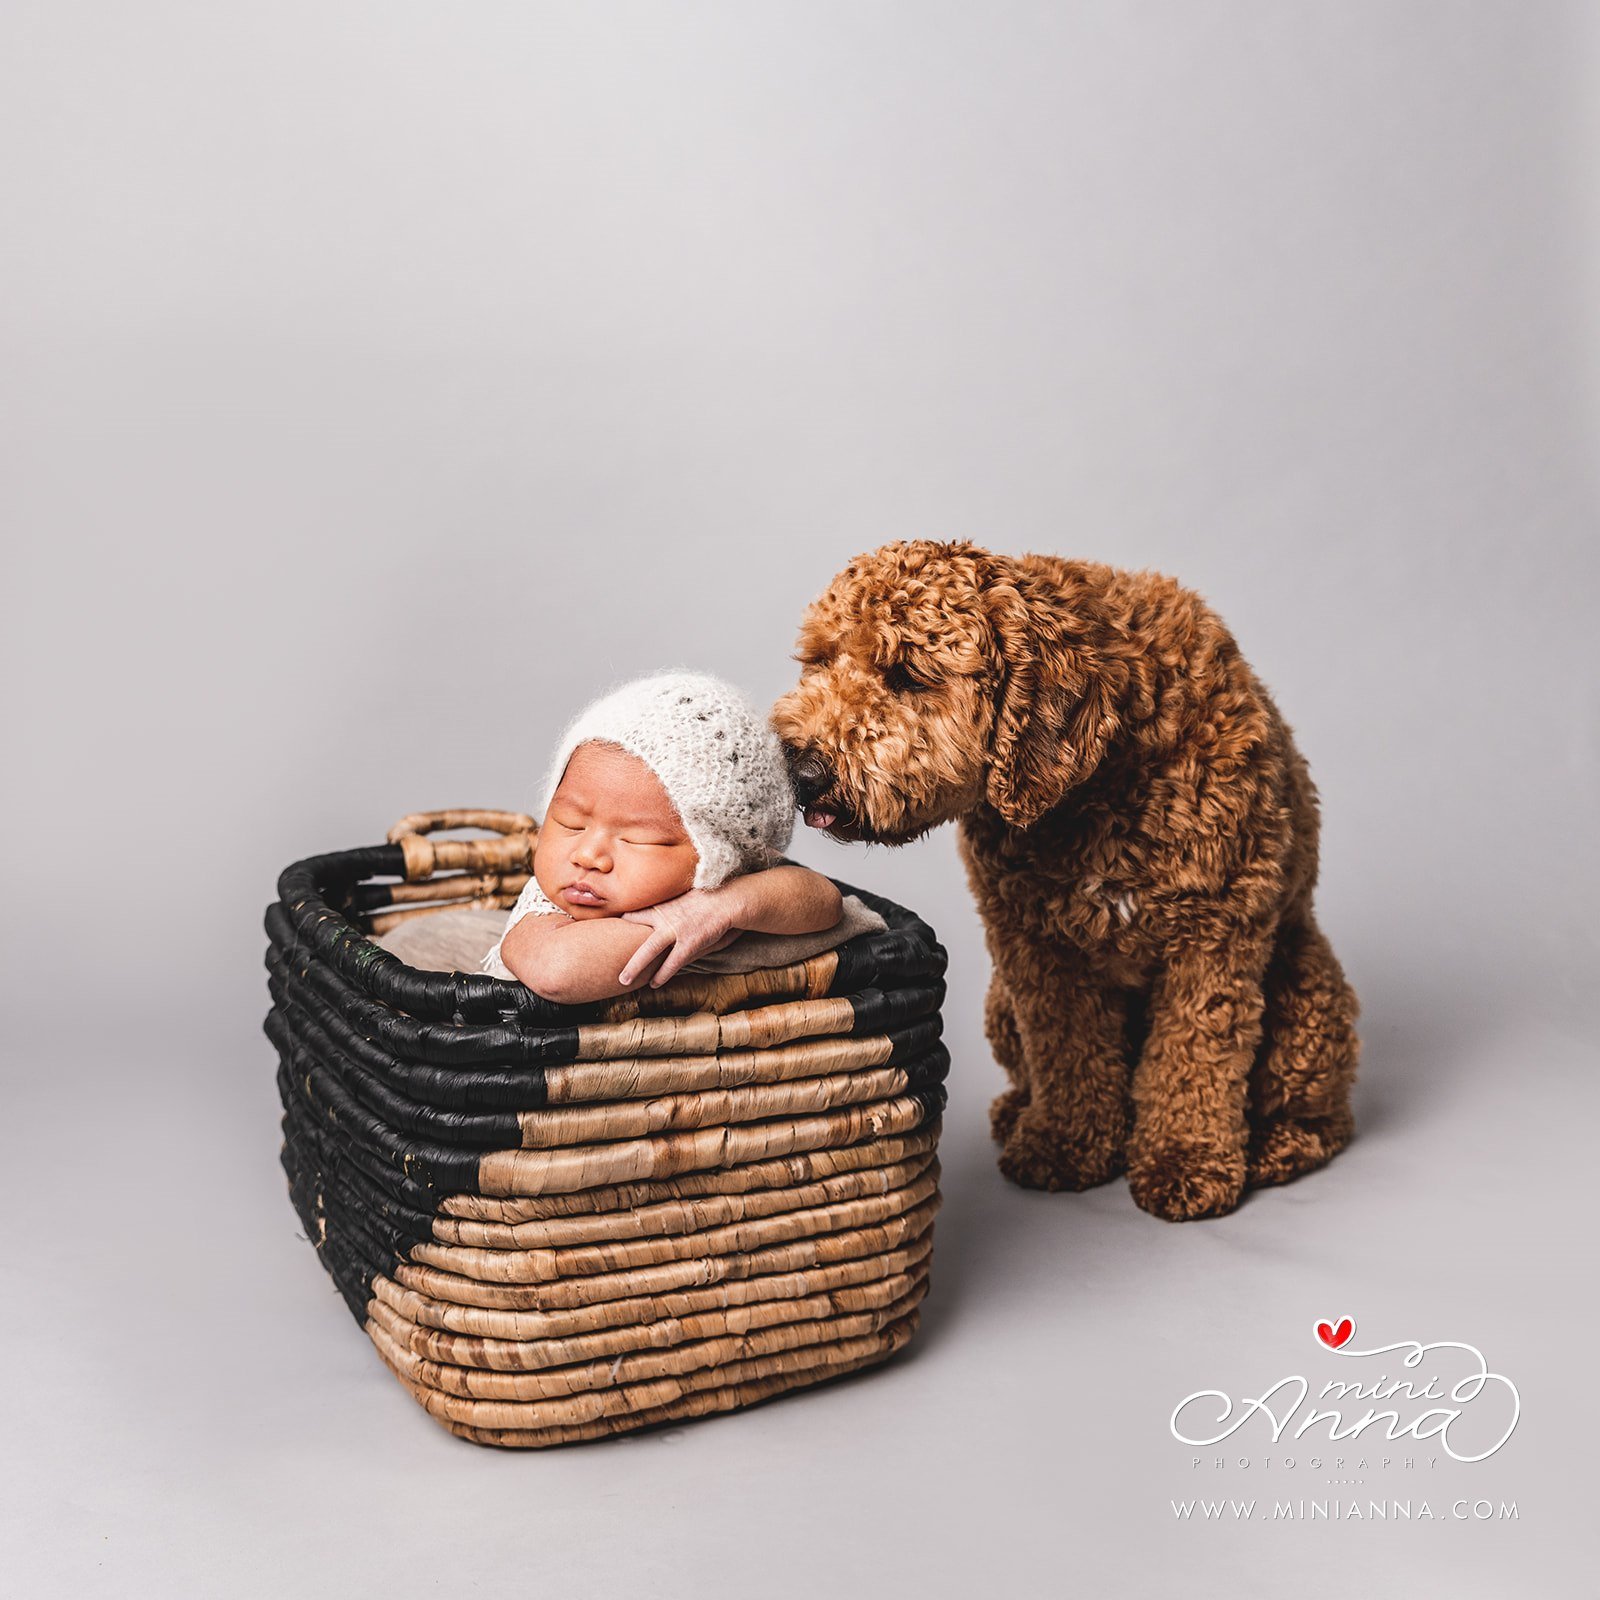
[4,3,1596,1595]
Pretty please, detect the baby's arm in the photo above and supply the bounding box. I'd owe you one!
[710,864,843,937]
[499,913,662,1005]
[501,868,844,1002]
[618,866,844,988]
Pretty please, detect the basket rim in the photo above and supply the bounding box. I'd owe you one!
[265,919,946,1070]
[270,841,947,1029]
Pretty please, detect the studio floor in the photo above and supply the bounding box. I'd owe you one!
[6,915,1592,1598]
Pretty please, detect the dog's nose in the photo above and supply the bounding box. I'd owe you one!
[788,750,835,806]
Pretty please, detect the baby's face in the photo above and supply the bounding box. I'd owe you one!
[533,741,698,918]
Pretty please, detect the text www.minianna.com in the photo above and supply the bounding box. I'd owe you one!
[1171,1499,1519,1521]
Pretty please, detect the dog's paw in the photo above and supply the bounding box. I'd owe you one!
[1245,1113,1354,1190]
[998,1107,1126,1192]
[1127,1138,1246,1222]
[989,1086,1030,1146]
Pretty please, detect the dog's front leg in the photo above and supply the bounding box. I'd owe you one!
[1127,928,1274,1221]
[994,939,1131,1192]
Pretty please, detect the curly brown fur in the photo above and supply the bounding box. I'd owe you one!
[772,539,1360,1222]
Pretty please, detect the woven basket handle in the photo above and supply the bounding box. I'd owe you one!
[386,808,538,882]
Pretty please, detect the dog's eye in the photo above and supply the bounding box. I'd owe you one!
[885,662,925,693]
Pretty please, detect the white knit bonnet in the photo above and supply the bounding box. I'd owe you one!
[540,671,796,890]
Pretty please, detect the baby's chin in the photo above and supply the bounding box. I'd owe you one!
[560,902,618,920]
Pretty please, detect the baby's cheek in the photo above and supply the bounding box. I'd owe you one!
[656,854,698,903]
[530,844,563,904]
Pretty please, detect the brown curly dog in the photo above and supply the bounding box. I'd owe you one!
[771,539,1360,1222]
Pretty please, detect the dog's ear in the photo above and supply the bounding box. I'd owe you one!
[985,581,1121,829]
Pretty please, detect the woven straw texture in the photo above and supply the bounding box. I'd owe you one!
[266,810,948,1448]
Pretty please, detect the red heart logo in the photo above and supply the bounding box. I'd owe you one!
[1316,1316,1355,1349]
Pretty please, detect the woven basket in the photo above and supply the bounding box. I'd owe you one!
[265,809,948,1448]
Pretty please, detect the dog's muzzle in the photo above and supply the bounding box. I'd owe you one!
[784,747,845,830]
[787,749,834,805]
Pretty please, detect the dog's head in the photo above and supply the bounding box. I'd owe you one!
[771,539,1121,843]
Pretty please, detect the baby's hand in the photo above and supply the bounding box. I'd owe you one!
[618,890,740,988]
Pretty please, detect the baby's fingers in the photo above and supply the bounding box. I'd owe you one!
[650,942,697,988]
[619,929,674,987]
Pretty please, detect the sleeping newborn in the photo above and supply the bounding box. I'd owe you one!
[481,671,846,1003]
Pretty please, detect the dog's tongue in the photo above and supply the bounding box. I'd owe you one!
[804,807,837,830]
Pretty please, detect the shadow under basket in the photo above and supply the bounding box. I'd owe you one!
[264,809,949,1448]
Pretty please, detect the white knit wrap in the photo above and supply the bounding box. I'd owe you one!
[539,671,796,890]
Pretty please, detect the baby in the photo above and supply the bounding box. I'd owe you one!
[482,672,844,1003]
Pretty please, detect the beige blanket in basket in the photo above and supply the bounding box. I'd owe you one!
[373,895,887,979]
